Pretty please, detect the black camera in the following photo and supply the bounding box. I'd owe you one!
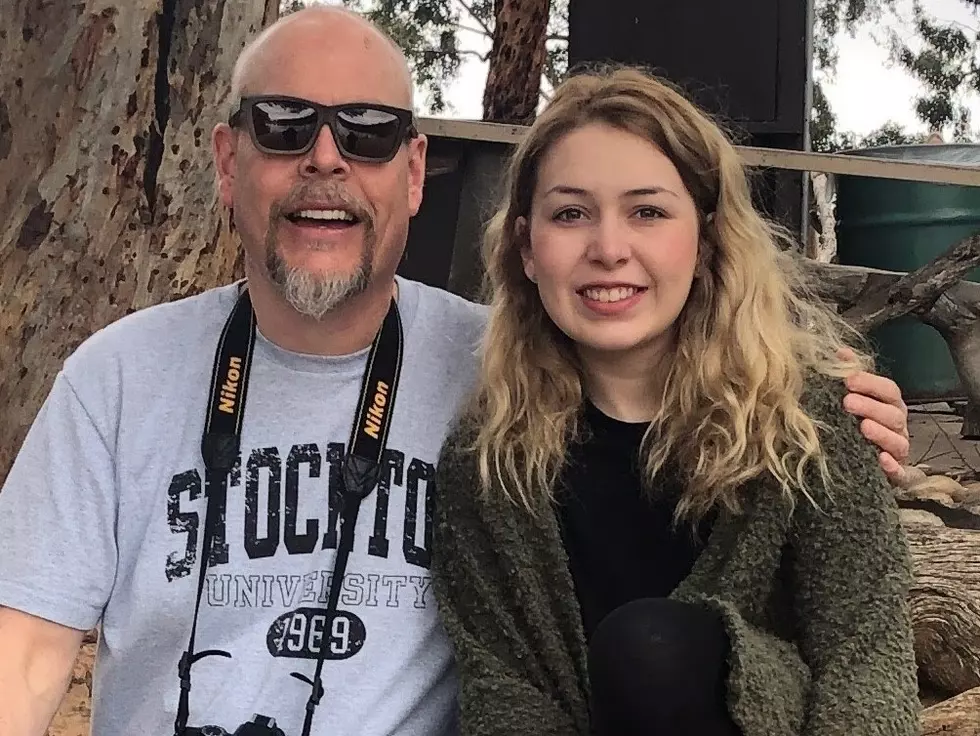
[184,714,286,736]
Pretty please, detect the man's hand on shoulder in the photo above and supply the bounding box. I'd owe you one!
[838,352,912,487]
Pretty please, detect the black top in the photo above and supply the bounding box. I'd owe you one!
[556,401,714,639]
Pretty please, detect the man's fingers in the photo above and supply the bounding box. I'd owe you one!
[879,451,901,474]
[860,418,911,465]
[843,393,908,436]
[879,452,917,489]
[844,370,905,410]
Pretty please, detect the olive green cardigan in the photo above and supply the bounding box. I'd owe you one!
[431,378,920,736]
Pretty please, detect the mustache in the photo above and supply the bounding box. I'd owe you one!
[271,182,374,223]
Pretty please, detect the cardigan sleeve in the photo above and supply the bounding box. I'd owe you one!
[790,382,921,736]
[431,428,588,736]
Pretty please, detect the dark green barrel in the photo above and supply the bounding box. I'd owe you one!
[835,144,980,402]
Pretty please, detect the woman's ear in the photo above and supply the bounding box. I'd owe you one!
[516,216,536,283]
[695,212,716,279]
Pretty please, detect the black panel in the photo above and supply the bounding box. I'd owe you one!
[567,0,810,138]
[399,137,464,289]
[566,0,812,234]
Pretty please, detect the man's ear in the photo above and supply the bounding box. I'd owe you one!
[407,133,428,217]
[212,122,237,209]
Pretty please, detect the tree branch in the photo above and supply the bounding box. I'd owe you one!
[803,261,868,308]
[456,23,490,36]
[925,291,979,337]
[457,0,494,38]
[459,48,489,62]
[839,233,980,332]
[802,257,980,437]
[801,235,980,443]
[920,686,980,736]
[799,257,980,334]
[417,47,488,62]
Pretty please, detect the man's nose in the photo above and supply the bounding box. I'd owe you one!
[300,125,351,177]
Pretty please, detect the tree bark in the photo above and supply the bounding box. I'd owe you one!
[904,519,980,696]
[482,0,551,124]
[920,685,980,735]
[0,0,275,486]
[897,468,980,698]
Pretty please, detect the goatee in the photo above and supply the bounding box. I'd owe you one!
[263,184,377,320]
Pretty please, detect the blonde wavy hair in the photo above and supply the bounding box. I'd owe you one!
[469,66,873,521]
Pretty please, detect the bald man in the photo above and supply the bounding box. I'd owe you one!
[0,7,912,736]
[0,8,482,736]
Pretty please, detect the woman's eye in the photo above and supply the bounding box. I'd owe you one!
[554,208,582,222]
[635,206,666,219]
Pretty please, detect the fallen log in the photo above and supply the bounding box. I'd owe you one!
[920,685,980,735]
[909,576,980,695]
[898,470,980,696]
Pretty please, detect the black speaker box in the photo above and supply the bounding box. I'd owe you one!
[566,0,813,234]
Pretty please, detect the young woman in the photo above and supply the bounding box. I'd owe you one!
[431,67,919,736]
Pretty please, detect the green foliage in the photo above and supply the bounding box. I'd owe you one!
[812,0,895,71]
[344,0,464,112]
[827,121,924,152]
[810,80,839,152]
[890,1,980,138]
[809,0,907,151]
[541,0,569,93]
[816,0,980,140]
[811,80,921,152]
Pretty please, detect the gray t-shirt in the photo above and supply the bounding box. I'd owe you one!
[0,277,488,736]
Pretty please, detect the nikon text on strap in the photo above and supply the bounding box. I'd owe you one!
[174,283,404,736]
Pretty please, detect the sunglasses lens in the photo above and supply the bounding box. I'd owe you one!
[250,99,319,152]
[335,107,403,159]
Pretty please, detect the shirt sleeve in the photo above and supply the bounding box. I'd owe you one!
[0,370,118,631]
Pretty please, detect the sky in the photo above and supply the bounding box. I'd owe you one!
[413,0,980,139]
[822,0,980,135]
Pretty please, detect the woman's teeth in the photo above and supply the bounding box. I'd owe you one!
[582,287,639,303]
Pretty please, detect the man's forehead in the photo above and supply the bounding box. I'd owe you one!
[234,15,412,108]
[248,59,405,102]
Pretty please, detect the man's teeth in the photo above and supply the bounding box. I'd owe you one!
[294,209,355,222]
[583,287,639,303]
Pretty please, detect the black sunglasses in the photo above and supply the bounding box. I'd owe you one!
[229,95,418,162]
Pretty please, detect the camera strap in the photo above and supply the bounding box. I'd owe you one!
[174,283,404,736]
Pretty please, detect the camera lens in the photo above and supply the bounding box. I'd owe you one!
[233,714,285,736]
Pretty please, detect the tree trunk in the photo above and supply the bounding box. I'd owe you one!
[0,1,276,732]
[482,0,551,124]
[927,286,980,439]
[0,0,277,488]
